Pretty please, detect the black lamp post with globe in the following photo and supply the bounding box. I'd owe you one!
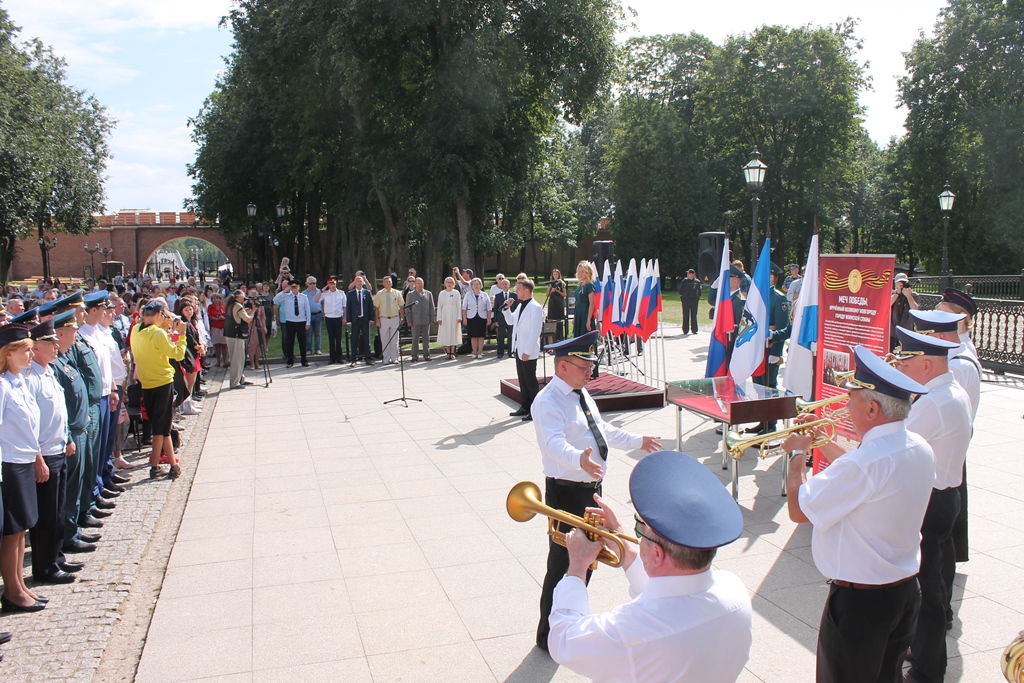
[938,181,955,290]
[743,147,768,273]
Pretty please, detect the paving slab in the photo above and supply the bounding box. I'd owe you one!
[125,332,1024,682]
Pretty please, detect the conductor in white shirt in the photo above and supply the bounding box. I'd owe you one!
[549,450,752,683]
[503,278,545,420]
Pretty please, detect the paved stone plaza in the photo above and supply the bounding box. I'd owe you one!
[4,330,1021,681]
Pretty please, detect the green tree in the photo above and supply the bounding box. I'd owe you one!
[0,8,112,283]
[899,0,1024,275]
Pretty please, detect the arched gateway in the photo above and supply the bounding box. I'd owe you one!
[10,211,236,281]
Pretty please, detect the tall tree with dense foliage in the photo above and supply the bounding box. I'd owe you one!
[0,8,112,283]
[899,0,1024,275]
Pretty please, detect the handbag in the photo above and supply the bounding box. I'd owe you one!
[118,404,129,424]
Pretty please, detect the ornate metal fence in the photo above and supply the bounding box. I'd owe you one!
[913,272,1024,300]
[919,294,1024,374]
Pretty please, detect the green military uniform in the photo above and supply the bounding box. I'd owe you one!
[72,335,103,523]
[752,265,792,432]
[708,266,748,363]
[54,345,90,546]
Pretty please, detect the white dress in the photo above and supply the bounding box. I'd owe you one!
[436,289,463,346]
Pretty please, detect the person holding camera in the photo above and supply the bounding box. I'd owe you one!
[129,300,186,479]
[889,273,920,352]
[224,290,254,387]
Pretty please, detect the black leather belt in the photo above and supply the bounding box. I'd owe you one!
[547,477,601,489]
[830,575,915,590]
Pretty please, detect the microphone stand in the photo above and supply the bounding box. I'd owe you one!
[384,300,421,408]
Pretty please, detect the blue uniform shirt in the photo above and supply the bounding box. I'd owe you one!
[26,360,69,457]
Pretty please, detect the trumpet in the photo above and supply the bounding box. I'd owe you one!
[1004,633,1024,682]
[796,393,849,420]
[506,481,637,568]
[725,418,838,461]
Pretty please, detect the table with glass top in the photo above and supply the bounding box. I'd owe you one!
[665,377,799,499]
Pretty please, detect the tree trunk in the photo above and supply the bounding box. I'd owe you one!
[324,210,339,278]
[456,195,472,268]
[422,218,446,294]
[291,192,305,278]
[0,232,16,285]
[306,188,322,278]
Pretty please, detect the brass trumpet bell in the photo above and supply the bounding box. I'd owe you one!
[724,418,838,461]
[506,481,638,568]
[1004,633,1024,682]
[795,393,849,414]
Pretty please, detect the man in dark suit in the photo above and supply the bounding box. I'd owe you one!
[346,274,376,366]
[492,277,514,359]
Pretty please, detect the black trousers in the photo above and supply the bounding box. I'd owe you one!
[496,323,511,358]
[909,487,961,683]
[63,428,86,545]
[325,316,345,362]
[350,319,371,361]
[31,454,68,578]
[283,320,307,364]
[537,477,602,649]
[753,362,782,428]
[951,461,969,563]
[516,356,539,411]
[682,299,699,333]
[816,577,920,683]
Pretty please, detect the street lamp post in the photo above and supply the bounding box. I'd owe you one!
[83,243,100,279]
[938,181,956,289]
[743,147,768,273]
[38,235,57,281]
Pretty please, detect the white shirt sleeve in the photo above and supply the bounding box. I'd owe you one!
[533,399,587,473]
[548,576,632,681]
[799,458,875,531]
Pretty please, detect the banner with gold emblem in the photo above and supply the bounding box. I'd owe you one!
[812,254,896,472]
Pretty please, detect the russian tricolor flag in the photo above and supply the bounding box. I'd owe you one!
[705,239,733,378]
[598,260,613,332]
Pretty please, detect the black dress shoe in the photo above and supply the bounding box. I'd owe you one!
[80,516,104,528]
[34,570,76,585]
[1,596,46,613]
[63,540,97,553]
[79,532,101,543]
[91,506,114,517]
[510,409,528,417]
[100,488,122,498]
[111,474,130,484]
[522,415,533,422]
[743,423,766,434]
[286,363,293,368]
[0,631,12,645]
[59,561,85,573]
[105,483,126,493]
[301,362,310,367]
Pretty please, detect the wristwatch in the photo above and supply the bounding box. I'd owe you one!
[789,449,806,459]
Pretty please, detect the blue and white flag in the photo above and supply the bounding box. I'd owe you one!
[729,240,772,385]
[784,234,819,399]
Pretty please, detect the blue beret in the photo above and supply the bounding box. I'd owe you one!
[842,345,928,400]
[8,308,40,327]
[895,326,959,358]
[629,451,743,549]
[53,310,78,329]
[83,290,110,308]
[545,330,600,361]
[910,309,964,335]
[30,320,58,341]
[942,288,977,317]
[0,324,31,349]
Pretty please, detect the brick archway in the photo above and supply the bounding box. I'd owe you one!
[11,211,238,281]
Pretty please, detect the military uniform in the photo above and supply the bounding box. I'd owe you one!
[54,340,91,547]
[71,334,103,526]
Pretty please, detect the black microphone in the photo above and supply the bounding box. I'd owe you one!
[405,300,418,308]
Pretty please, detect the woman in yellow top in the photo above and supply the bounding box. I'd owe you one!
[129,299,186,479]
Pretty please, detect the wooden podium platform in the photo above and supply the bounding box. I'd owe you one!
[500,374,665,412]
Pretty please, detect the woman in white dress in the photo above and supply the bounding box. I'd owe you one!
[436,276,463,360]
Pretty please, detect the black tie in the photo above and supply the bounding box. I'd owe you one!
[574,389,608,461]
[294,295,299,316]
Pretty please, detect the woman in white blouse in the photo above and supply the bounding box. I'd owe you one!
[461,278,492,359]
[436,277,463,360]
[0,328,46,613]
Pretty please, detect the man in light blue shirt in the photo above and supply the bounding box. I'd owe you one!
[273,280,311,368]
[302,276,323,356]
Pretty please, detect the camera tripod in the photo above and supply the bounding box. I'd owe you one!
[251,303,272,387]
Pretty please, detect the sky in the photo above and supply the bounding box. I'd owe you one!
[5,0,948,214]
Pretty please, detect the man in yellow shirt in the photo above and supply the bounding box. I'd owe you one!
[373,277,405,364]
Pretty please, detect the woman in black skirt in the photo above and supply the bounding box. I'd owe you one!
[0,326,46,613]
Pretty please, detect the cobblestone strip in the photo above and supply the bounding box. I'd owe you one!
[0,370,224,682]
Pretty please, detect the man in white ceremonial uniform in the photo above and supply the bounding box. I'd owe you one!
[531,331,661,651]
[548,450,751,682]
[504,278,545,420]
[783,345,936,683]
[890,326,971,683]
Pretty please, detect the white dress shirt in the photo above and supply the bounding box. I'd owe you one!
[504,297,544,360]
[799,420,935,583]
[959,331,978,358]
[100,323,128,385]
[26,361,69,457]
[549,560,752,683]
[906,372,972,490]
[79,323,113,396]
[319,288,347,319]
[273,290,311,324]
[0,370,41,464]
[949,345,981,423]
[531,375,641,481]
